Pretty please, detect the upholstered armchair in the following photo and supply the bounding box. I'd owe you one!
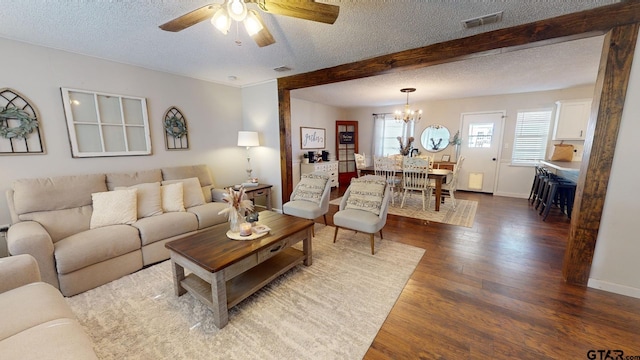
[282,171,332,236]
[332,175,390,255]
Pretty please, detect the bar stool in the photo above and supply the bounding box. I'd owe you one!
[529,166,548,205]
[538,174,577,220]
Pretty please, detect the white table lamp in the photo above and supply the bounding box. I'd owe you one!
[237,131,259,180]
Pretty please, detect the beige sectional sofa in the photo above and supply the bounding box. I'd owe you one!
[5,164,230,296]
[0,254,98,359]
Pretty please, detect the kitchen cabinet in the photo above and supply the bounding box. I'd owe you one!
[301,161,339,188]
[552,99,592,140]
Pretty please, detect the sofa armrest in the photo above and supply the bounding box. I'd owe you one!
[211,188,227,203]
[7,221,59,289]
[0,254,41,294]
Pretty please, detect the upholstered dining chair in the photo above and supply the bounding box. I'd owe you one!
[354,153,366,177]
[438,156,465,210]
[401,156,433,210]
[282,171,331,236]
[374,156,401,205]
[333,175,391,255]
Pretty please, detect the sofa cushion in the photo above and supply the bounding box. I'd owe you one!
[345,177,387,215]
[105,168,162,190]
[132,212,198,246]
[54,225,141,274]
[161,183,185,212]
[187,202,229,229]
[19,206,92,243]
[12,174,107,215]
[115,182,163,218]
[90,189,138,229]
[161,164,213,187]
[0,318,98,360]
[0,282,76,341]
[291,173,329,205]
[162,177,206,208]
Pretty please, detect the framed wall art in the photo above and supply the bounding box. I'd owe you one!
[300,127,325,149]
[163,106,189,150]
[60,87,151,157]
[0,88,45,155]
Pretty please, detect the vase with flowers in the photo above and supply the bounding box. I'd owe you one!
[218,186,254,233]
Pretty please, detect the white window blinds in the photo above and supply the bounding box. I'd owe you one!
[512,109,552,164]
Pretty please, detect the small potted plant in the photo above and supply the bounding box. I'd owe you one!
[302,153,309,164]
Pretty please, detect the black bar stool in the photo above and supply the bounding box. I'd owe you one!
[538,174,577,220]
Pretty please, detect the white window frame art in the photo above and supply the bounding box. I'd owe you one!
[61,87,152,157]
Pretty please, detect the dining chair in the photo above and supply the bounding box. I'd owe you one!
[401,156,433,210]
[333,175,390,255]
[282,171,331,236]
[374,156,402,205]
[439,156,465,210]
[354,153,366,177]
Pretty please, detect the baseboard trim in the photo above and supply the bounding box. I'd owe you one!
[494,191,529,199]
[588,278,640,299]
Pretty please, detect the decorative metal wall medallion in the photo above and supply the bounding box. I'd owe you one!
[163,106,189,150]
[0,88,45,154]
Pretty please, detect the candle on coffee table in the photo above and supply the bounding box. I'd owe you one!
[239,222,252,236]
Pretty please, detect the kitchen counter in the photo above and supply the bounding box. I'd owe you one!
[540,160,581,172]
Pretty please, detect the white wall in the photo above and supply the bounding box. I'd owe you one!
[0,37,247,226]
[290,98,348,188]
[241,80,282,210]
[344,86,595,198]
[588,36,640,298]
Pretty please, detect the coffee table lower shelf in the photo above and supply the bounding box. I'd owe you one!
[180,248,305,310]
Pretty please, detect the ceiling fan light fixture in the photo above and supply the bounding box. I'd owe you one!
[244,10,264,36]
[211,8,231,34]
[227,0,248,22]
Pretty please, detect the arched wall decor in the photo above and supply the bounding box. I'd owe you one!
[0,88,45,154]
[277,2,640,286]
[163,106,189,150]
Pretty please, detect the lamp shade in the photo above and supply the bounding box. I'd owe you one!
[237,131,259,147]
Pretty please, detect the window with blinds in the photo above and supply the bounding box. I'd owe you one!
[512,109,553,165]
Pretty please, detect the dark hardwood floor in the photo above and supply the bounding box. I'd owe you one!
[323,188,640,359]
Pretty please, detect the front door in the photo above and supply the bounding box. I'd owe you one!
[336,121,358,186]
[458,111,505,193]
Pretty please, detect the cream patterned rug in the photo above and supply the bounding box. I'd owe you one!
[331,193,477,228]
[66,225,424,360]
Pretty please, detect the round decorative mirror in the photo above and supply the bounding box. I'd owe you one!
[420,125,451,152]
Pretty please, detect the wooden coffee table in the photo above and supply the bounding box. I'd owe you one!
[165,211,314,328]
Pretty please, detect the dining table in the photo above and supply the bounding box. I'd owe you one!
[359,165,451,211]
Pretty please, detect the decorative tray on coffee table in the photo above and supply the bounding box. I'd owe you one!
[226,224,271,241]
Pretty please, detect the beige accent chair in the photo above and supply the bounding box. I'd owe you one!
[0,254,98,359]
[401,156,433,210]
[332,175,390,255]
[282,171,331,236]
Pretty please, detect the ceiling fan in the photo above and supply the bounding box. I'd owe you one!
[159,0,340,47]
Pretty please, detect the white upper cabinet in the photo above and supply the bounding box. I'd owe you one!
[552,99,592,140]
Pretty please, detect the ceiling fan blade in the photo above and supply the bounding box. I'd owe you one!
[159,4,219,32]
[250,12,276,47]
[248,0,339,24]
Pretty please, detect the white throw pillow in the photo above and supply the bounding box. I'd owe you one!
[291,173,328,205]
[90,189,138,229]
[162,177,206,208]
[115,182,163,218]
[161,182,185,212]
[345,177,387,215]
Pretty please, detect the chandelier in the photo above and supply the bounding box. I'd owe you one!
[394,88,422,123]
[211,0,265,40]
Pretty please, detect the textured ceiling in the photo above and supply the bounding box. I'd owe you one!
[0,1,616,107]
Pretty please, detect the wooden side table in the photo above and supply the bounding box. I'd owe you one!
[223,184,273,211]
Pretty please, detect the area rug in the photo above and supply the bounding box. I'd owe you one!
[331,194,477,228]
[66,225,424,360]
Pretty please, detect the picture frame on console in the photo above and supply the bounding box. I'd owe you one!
[441,154,450,162]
